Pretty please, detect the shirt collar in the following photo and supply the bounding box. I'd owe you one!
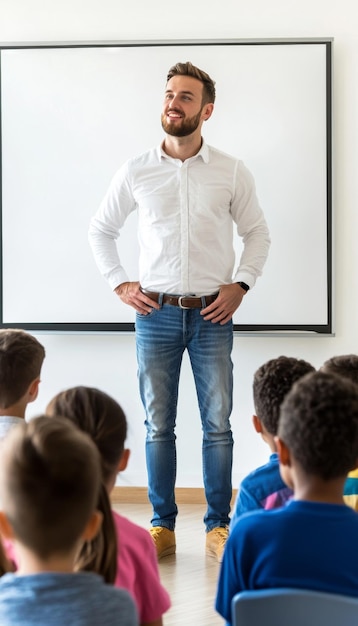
[157,138,209,163]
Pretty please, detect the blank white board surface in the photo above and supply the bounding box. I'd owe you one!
[0,39,332,333]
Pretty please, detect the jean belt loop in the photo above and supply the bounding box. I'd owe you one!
[201,295,207,308]
[158,292,164,307]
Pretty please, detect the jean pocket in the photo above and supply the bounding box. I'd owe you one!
[135,307,159,320]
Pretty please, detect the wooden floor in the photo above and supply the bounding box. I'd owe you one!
[112,501,225,626]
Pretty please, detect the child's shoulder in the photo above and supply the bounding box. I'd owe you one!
[112,510,155,549]
[0,573,138,626]
[242,453,279,480]
[0,416,23,440]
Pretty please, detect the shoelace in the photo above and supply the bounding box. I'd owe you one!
[212,527,229,545]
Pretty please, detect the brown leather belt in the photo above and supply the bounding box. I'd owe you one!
[142,290,219,309]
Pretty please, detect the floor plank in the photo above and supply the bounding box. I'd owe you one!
[112,502,225,626]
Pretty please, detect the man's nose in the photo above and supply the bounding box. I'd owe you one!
[169,95,180,109]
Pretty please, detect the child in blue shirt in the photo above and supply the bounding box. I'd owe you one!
[216,371,358,626]
[230,356,315,530]
[321,353,358,510]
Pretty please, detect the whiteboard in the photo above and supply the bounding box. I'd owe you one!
[0,39,332,333]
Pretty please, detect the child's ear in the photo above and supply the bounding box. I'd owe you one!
[275,437,292,467]
[118,448,130,472]
[0,511,15,540]
[82,510,103,542]
[252,415,263,434]
[27,378,40,404]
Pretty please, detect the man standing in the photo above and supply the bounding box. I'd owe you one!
[88,62,270,562]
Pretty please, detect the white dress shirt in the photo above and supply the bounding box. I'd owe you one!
[88,140,270,296]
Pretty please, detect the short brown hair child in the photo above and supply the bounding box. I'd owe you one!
[0,329,45,409]
[0,416,138,626]
[0,416,101,557]
[0,329,45,431]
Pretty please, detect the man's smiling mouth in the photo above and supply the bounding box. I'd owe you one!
[167,110,183,118]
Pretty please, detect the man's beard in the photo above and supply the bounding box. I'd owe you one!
[161,108,203,137]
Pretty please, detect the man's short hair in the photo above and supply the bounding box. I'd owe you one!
[166,61,216,104]
[0,416,101,558]
[321,354,358,386]
[278,371,358,480]
[0,329,45,408]
[253,356,315,435]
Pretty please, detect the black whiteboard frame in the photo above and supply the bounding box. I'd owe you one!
[0,38,333,334]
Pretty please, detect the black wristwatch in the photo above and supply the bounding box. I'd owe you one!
[237,281,250,292]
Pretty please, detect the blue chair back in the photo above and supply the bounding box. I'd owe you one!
[232,588,358,626]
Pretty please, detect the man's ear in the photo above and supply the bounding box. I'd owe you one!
[0,511,15,540]
[202,102,214,121]
[252,415,263,434]
[81,510,103,542]
[275,437,292,467]
[118,448,130,472]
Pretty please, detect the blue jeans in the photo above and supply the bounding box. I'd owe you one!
[135,301,234,531]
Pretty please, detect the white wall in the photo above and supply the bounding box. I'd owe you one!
[0,0,357,489]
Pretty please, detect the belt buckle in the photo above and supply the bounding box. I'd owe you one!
[178,295,191,309]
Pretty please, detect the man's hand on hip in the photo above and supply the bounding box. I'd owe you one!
[114,282,160,315]
[200,283,246,325]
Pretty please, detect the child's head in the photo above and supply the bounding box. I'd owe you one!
[45,386,127,584]
[0,329,45,409]
[321,354,358,386]
[253,356,315,437]
[46,386,128,489]
[0,415,101,560]
[278,371,358,481]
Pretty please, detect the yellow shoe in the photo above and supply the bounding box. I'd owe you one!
[206,526,229,563]
[149,526,176,560]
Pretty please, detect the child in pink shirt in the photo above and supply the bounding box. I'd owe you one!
[46,386,170,626]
